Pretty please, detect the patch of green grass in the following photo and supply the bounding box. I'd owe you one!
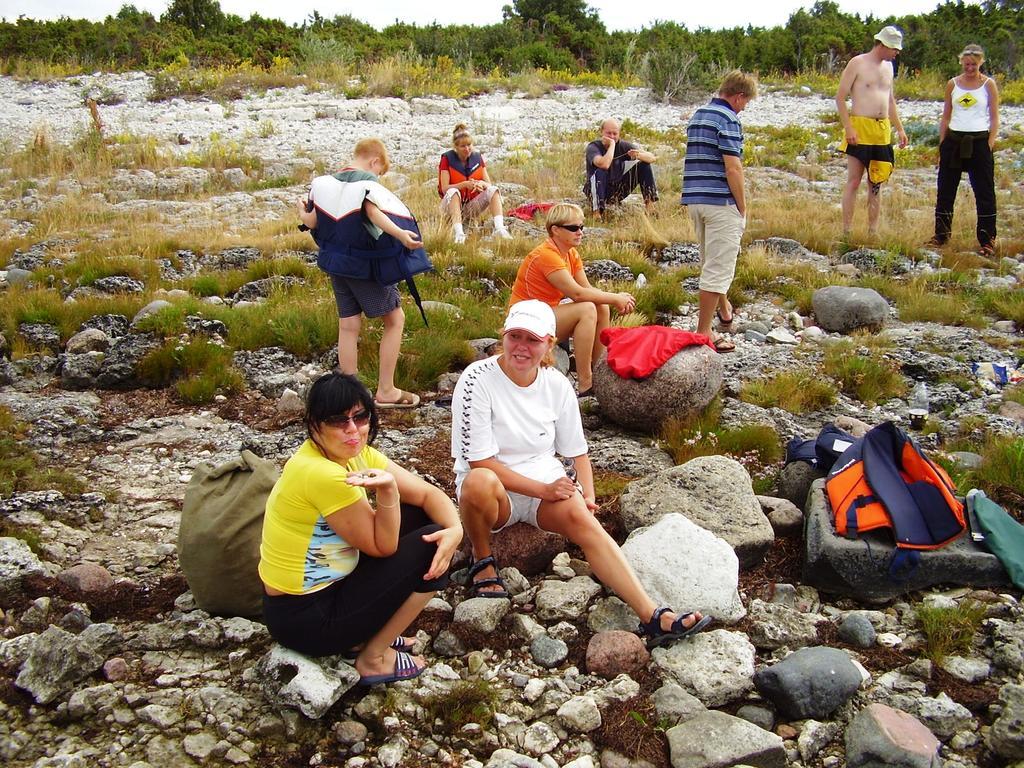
[0,406,86,497]
[593,471,634,498]
[1005,385,1024,407]
[893,281,981,328]
[962,436,1024,511]
[978,289,1024,327]
[740,369,837,414]
[136,339,244,404]
[916,601,986,664]
[634,272,693,320]
[658,398,782,485]
[225,296,338,358]
[422,679,499,733]
[822,340,907,405]
[745,124,830,172]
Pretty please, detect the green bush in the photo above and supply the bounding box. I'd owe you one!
[741,370,837,413]
[916,601,986,663]
[823,341,907,405]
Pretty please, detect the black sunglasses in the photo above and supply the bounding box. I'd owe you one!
[556,224,584,232]
[322,410,371,428]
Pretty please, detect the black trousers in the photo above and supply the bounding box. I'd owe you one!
[934,134,996,247]
[585,162,658,212]
[262,505,448,657]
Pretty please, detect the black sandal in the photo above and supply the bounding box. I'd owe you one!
[467,555,509,599]
[637,606,713,649]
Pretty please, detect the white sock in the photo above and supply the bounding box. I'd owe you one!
[493,216,506,231]
[453,223,465,237]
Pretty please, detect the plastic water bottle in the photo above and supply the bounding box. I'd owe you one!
[909,381,929,429]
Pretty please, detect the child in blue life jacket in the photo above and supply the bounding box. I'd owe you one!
[298,138,422,409]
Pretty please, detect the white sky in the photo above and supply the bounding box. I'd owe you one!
[0,1,957,32]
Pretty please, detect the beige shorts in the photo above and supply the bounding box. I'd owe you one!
[441,185,497,221]
[688,203,746,294]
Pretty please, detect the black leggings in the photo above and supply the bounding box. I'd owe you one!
[262,505,448,657]
[934,134,996,247]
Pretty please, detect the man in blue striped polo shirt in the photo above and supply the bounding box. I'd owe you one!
[681,71,758,353]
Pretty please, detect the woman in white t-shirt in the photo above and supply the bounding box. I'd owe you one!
[931,43,1000,255]
[451,300,712,648]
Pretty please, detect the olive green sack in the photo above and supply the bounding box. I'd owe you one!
[179,450,280,618]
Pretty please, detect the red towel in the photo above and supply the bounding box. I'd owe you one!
[508,202,556,221]
[600,326,714,379]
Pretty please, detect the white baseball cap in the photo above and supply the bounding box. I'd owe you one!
[874,26,903,51]
[503,300,556,339]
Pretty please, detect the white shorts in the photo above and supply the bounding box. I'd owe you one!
[456,455,573,533]
[688,203,746,294]
[441,185,497,221]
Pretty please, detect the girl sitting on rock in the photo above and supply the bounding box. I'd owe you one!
[259,372,463,685]
[438,123,512,244]
[451,300,712,648]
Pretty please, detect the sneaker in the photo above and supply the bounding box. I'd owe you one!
[453,231,466,244]
[495,227,513,240]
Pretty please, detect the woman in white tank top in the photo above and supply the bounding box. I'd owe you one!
[931,44,1000,255]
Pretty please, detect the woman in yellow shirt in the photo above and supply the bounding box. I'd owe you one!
[259,372,462,685]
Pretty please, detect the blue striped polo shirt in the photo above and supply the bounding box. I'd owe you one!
[681,98,744,206]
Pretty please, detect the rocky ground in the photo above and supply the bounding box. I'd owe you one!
[1,74,1024,768]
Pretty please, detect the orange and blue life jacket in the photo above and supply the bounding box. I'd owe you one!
[438,150,485,201]
[826,421,965,550]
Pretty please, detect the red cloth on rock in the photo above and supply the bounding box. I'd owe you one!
[508,202,556,221]
[600,326,714,379]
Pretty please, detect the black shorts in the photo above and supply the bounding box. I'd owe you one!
[330,275,401,319]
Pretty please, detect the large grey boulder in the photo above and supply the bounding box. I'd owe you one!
[593,345,722,434]
[65,328,110,354]
[620,456,773,568]
[988,683,1024,760]
[803,480,1010,599]
[753,646,863,719]
[131,299,173,326]
[651,629,755,707]
[812,286,889,333]
[60,352,105,390]
[256,645,359,719]
[845,703,941,768]
[453,596,511,633]
[667,710,786,768]
[621,513,745,623]
[777,461,825,507]
[95,333,162,389]
[15,623,123,704]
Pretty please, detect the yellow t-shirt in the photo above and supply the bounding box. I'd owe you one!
[258,440,389,595]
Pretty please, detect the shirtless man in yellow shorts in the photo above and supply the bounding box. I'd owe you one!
[836,26,909,237]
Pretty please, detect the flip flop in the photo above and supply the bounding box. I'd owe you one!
[342,636,415,661]
[357,651,426,686]
[715,307,735,328]
[374,390,420,410]
[713,337,736,353]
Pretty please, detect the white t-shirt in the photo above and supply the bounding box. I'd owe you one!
[451,356,588,494]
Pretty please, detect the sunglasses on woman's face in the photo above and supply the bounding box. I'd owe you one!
[557,224,584,232]
[323,410,371,428]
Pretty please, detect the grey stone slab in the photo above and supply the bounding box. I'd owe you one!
[802,480,1009,600]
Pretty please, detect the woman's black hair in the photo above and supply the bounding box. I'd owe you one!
[304,372,379,455]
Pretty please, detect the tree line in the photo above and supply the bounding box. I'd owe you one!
[2,0,1022,78]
